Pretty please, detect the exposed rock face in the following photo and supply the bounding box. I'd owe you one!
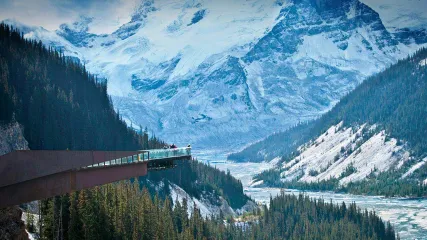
[0,122,30,240]
[0,122,29,156]
[0,207,29,240]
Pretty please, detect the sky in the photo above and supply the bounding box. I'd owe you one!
[1,0,426,34]
[0,0,139,34]
[360,0,427,31]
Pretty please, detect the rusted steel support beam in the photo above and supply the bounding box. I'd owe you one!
[0,150,146,188]
[0,162,148,208]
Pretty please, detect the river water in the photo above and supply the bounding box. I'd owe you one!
[195,151,427,240]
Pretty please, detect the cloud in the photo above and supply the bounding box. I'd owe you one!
[0,0,138,34]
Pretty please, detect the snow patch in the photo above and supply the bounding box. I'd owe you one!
[169,182,214,217]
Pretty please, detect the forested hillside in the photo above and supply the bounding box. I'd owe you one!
[243,48,427,196]
[142,160,249,210]
[228,122,315,162]
[0,23,251,215]
[34,183,396,240]
[0,23,165,150]
[231,47,427,162]
[0,23,398,240]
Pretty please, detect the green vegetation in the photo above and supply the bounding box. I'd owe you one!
[340,163,357,179]
[251,192,396,240]
[0,23,165,150]
[38,182,396,240]
[1,24,397,240]
[254,170,427,198]
[0,22,250,214]
[250,48,427,196]
[236,47,427,161]
[142,160,249,209]
[343,164,427,197]
[254,170,340,192]
[228,122,314,162]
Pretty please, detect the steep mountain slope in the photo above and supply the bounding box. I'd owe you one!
[0,23,155,151]
[240,48,427,196]
[4,0,426,151]
[139,160,254,217]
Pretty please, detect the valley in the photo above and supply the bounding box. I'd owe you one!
[207,157,427,240]
[2,0,427,239]
[8,0,427,151]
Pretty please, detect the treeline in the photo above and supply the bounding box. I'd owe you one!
[254,168,427,197]
[34,160,253,240]
[253,169,340,192]
[32,182,396,240]
[35,180,241,240]
[0,23,166,150]
[228,122,314,162]
[251,192,396,240]
[343,169,427,197]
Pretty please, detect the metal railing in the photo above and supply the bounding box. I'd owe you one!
[86,147,191,168]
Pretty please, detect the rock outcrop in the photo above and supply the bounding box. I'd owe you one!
[0,122,30,240]
[0,122,29,156]
[0,207,29,240]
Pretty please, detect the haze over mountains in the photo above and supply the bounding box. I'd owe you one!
[3,0,426,151]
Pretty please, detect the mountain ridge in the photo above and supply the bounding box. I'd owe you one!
[244,48,427,196]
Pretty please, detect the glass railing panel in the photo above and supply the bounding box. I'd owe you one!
[146,147,191,160]
[83,148,191,169]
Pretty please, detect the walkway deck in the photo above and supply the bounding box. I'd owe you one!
[0,147,191,208]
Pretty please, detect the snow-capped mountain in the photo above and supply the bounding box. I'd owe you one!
[4,0,426,151]
[234,46,427,189]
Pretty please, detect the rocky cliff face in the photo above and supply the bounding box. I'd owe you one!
[0,122,29,156]
[0,122,29,240]
[0,207,29,240]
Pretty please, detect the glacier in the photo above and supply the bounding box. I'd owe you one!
[3,0,426,152]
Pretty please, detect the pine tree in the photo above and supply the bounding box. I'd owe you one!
[68,192,83,240]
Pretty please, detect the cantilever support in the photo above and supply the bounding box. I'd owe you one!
[0,161,148,208]
[0,148,191,208]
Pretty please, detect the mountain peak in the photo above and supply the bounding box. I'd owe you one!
[131,0,157,23]
[56,16,97,47]
[308,0,353,11]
